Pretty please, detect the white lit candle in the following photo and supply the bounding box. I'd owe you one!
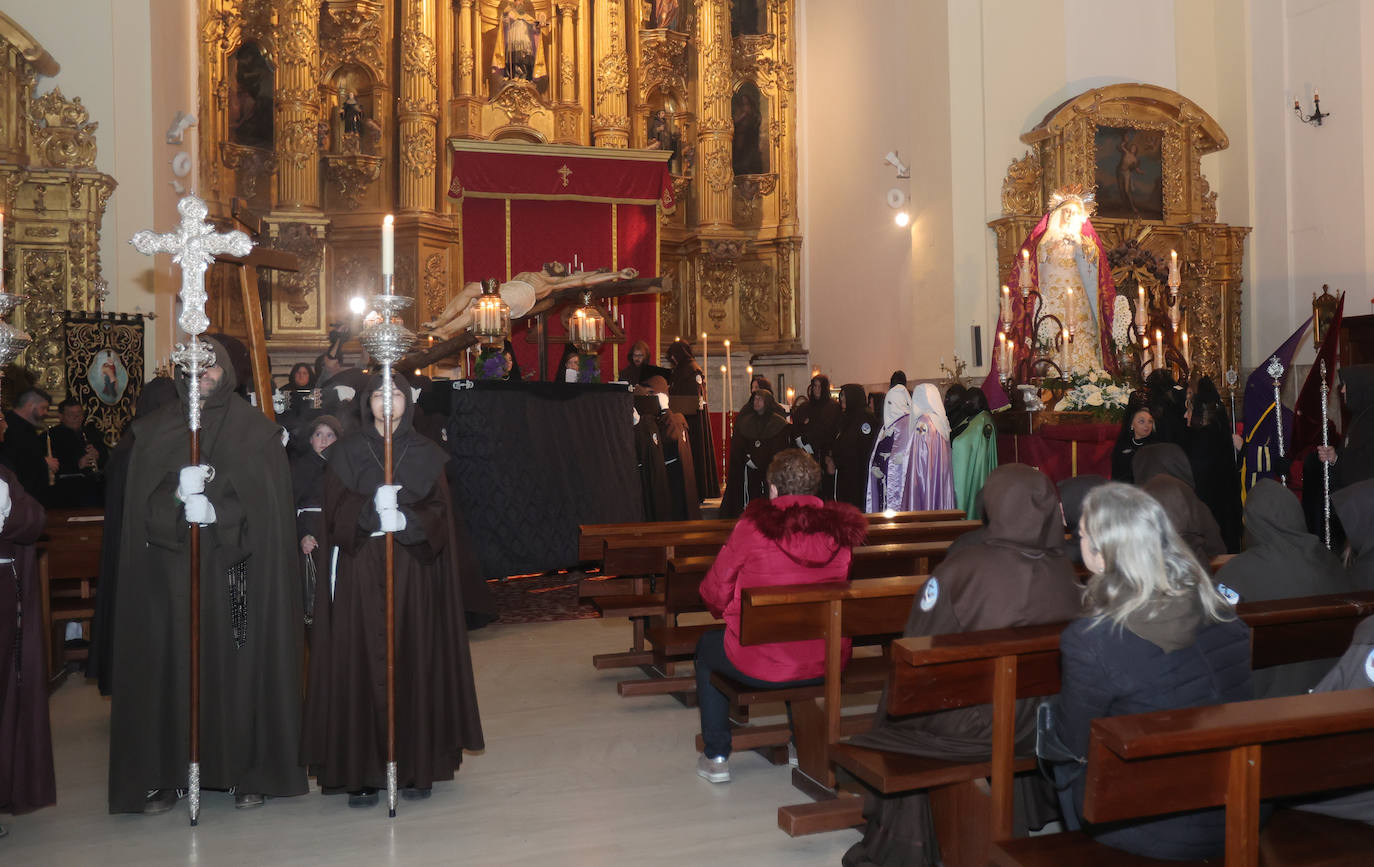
[381,214,394,276]
[1142,335,1151,371]
[1155,328,1164,370]
[0,211,5,284]
[720,364,728,450]
[1061,326,1069,373]
[700,332,708,404]
[1181,331,1190,366]
[1019,249,1031,294]
[724,339,733,418]
[1000,284,1011,322]
[1169,249,1180,288]
[1137,286,1147,339]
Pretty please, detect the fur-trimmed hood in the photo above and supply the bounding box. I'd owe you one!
[743,495,867,567]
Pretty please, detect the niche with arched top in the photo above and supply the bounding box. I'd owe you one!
[228,42,274,149]
[647,91,687,175]
[731,81,768,175]
[327,64,380,155]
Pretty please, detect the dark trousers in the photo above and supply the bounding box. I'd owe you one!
[694,629,822,759]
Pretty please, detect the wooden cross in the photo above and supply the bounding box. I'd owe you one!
[213,244,300,422]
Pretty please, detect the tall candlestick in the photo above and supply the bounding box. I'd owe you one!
[700,332,708,404]
[724,339,733,416]
[720,364,728,454]
[381,214,394,276]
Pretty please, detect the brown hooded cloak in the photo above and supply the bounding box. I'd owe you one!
[302,373,485,794]
[108,339,308,812]
[721,389,791,518]
[843,463,1082,866]
[1134,443,1226,564]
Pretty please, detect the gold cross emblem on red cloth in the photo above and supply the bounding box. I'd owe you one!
[558,164,572,187]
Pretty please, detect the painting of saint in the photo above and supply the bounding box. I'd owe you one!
[731,0,765,36]
[228,42,274,150]
[1093,126,1164,220]
[87,349,129,406]
[647,0,681,30]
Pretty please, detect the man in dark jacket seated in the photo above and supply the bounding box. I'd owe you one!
[694,448,866,783]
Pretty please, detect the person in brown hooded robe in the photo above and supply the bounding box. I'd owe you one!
[303,373,485,806]
[666,341,720,500]
[1214,478,1353,697]
[622,339,652,386]
[842,463,1082,866]
[1333,478,1374,591]
[1133,442,1226,564]
[721,388,791,518]
[108,339,307,813]
[0,420,51,828]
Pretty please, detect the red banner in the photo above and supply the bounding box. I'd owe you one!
[449,142,674,212]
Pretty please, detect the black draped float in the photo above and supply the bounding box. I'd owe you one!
[439,380,643,577]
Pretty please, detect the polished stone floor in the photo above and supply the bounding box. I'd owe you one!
[7,617,859,865]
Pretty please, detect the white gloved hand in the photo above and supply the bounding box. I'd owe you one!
[177,464,214,500]
[0,477,11,526]
[375,484,402,513]
[378,506,406,533]
[184,493,217,525]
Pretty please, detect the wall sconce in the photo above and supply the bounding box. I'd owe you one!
[1294,91,1329,126]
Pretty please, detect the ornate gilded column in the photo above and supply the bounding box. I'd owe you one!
[553,2,582,144]
[696,0,733,229]
[456,0,475,96]
[275,0,321,211]
[399,0,439,211]
[591,0,629,148]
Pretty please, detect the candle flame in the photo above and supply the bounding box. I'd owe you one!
[383,214,394,226]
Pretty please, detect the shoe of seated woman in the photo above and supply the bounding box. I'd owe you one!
[696,754,731,783]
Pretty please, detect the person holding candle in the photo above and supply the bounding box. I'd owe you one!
[791,373,842,499]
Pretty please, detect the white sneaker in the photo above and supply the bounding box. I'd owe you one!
[697,754,731,783]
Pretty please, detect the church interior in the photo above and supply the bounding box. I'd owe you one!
[4,0,1374,863]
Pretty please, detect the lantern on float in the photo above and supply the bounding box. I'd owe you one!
[568,291,606,354]
[473,278,511,347]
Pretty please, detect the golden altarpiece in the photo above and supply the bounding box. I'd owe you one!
[0,17,117,399]
[990,83,1249,393]
[197,0,801,364]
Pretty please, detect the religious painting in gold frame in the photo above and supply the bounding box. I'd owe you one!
[62,312,145,448]
[1094,126,1164,221]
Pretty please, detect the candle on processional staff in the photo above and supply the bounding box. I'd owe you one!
[700,332,708,404]
[724,339,733,430]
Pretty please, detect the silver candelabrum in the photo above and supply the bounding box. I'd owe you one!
[0,289,32,381]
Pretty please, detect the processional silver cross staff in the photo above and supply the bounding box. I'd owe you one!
[131,195,253,826]
[359,280,414,818]
[1267,355,1287,486]
[1320,359,1332,548]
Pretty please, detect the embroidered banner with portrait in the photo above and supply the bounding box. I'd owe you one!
[62,311,145,448]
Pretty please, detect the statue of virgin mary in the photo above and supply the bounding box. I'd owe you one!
[1002,186,1123,377]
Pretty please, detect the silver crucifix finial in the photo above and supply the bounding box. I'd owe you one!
[130,195,252,336]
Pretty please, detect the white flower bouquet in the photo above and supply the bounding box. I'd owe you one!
[1042,366,1133,422]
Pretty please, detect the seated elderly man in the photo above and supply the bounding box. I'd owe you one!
[694,448,866,783]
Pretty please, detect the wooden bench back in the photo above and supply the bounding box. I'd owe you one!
[603,519,981,575]
[664,540,956,617]
[1082,689,1374,867]
[577,509,966,561]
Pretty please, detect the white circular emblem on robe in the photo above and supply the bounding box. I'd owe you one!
[652,432,659,445]
[1365,648,1374,684]
[920,576,939,612]
[1216,583,1240,605]
[861,422,872,435]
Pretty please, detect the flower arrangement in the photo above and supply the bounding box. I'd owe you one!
[475,347,509,381]
[1041,366,1133,422]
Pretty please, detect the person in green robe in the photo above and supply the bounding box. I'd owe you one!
[951,387,998,520]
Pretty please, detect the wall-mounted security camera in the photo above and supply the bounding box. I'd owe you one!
[884,150,911,179]
[166,111,197,145]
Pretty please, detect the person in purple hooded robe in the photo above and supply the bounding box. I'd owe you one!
[867,384,915,513]
[867,383,957,512]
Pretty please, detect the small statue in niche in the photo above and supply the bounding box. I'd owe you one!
[493,0,548,83]
[646,110,682,174]
[645,0,680,30]
[341,92,364,135]
[731,83,766,175]
[731,0,764,36]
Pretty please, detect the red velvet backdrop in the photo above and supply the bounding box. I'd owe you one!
[450,145,671,380]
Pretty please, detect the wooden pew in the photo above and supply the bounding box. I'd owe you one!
[990,689,1374,867]
[822,589,1374,864]
[38,508,104,686]
[615,542,955,700]
[577,509,966,563]
[590,518,980,671]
